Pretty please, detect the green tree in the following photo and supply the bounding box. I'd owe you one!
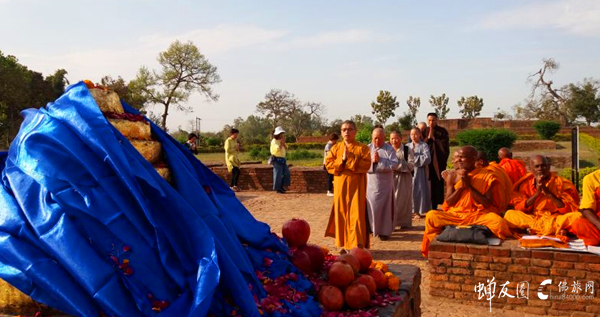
[256,89,299,129]
[564,80,600,126]
[405,96,420,126]
[352,115,374,130]
[286,101,325,138]
[398,114,414,131]
[130,40,221,129]
[370,90,399,126]
[429,94,450,119]
[100,75,148,110]
[457,95,484,120]
[229,115,273,145]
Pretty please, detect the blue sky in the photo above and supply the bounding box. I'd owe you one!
[1,0,599,132]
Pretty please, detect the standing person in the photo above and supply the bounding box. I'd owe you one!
[324,133,339,196]
[390,130,414,230]
[424,113,450,210]
[270,127,290,194]
[184,133,198,154]
[325,120,372,250]
[225,128,242,192]
[366,128,399,241]
[417,122,427,141]
[408,127,432,218]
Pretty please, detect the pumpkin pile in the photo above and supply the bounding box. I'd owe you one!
[281,218,402,316]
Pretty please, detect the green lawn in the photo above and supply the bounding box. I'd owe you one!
[196,149,324,167]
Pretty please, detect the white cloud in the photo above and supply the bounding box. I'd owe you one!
[481,0,600,37]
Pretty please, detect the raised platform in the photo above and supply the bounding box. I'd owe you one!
[428,239,600,316]
[381,264,422,317]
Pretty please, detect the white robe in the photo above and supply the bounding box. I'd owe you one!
[408,141,431,216]
[393,145,415,227]
[366,143,399,236]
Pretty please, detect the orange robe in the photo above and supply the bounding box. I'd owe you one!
[325,141,372,249]
[499,158,527,185]
[504,173,581,242]
[487,162,513,213]
[421,167,513,256]
[571,170,600,246]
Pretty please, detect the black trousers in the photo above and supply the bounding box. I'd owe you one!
[230,167,240,187]
[327,173,334,192]
[430,172,445,210]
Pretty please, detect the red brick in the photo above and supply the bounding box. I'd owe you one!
[567,270,587,279]
[429,288,454,298]
[586,272,600,280]
[551,301,586,311]
[528,299,552,307]
[429,258,452,266]
[489,248,510,257]
[575,263,588,270]
[474,270,495,278]
[430,281,445,289]
[492,257,512,264]
[531,250,553,259]
[433,266,447,274]
[508,265,522,273]
[532,275,551,283]
[455,244,469,253]
[586,306,600,314]
[495,272,512,280]
[454,292,477,300]
[449,275,465,283]
[429,251,452,259]
[451,253,474,261]
[468,245,489,255]
[571,313,595,317]
[471,262,489,270]
[528,267,549,275]
[515,306,548,315]
[531,259,552,267]
[506,297,527,305]
[448,267,471,275]
[587,263,600,271]
[461,284,476,292]
[443,282,462,291]
[554,252,580,262]
[512,274,532,282]
[430,274,448,281]
[580,254,600,263]
[552,261,574,269]
[513,258,530,265]
[550,268,569,277]
[475,255,493,262]
[512,249,531,258]
[429,242,455,253]
[489,263,507,271]
[453,260,470,268]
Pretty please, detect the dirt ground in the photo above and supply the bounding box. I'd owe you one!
[239,191,541,317]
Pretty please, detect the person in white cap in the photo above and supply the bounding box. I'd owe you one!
[270,126,290,193]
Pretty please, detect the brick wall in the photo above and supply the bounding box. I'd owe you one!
[210,164,329,193]
[512,140,557,152]
[428,239,600,316]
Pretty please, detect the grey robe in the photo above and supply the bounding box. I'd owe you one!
[407,141,431,216]
[366,143,399,236]
[393,145,415,227]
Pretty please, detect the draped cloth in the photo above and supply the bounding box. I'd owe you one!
[504,173,581,243]
[568,170,600,246]
[393,145,414,228]
[486,162,513,213]
[424,126,450,209]
[0,82,320,317]
[421,167,513,256]
[408,141,431,216]
[325,141,371,249]
[498,158,527,185]
[366,143,398,237]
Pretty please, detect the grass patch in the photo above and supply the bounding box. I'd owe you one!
[196,149,324,166]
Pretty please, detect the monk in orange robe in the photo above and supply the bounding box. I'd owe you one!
[570,168,600,246]
[504,155,581,243]
[498,147,527,184]
[325,120,372,249]
[421,146,514,256]
[476,151,512,214]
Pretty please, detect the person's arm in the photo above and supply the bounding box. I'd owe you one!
[465,177,495,209]
[445,181,465,207]
[347,145,372,174]
[325,144,345,175]
[582,209,600,231]
[374,147,399,172]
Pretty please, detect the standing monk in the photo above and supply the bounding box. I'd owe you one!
[571,167,600,246]
[390,131,414,229]
[475,151,512,214]
[424,113,450,210]
[504,155,581,242]
[325,121,372,249]
[366,128,399,240]
[421,146,513,256]
[498,147,527,184]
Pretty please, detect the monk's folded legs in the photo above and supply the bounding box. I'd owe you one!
[571,218,600,246]
[505,209,582,242]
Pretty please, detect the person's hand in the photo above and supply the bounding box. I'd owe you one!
[373,150,380,163]
[457,169,469,187]
[535,175,545,194]
[428,126,434,139]
[342,145,348,161]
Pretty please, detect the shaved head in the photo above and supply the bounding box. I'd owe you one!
[530,155,550,178]
[371,127,386,148]
[476,151,489,168]
[456,146,478,171]
[498,147,512,160]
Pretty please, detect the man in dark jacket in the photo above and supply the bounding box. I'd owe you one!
[424,113,450,210]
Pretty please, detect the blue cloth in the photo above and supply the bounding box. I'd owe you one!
[272,158,290,191]
[0,82,320,317]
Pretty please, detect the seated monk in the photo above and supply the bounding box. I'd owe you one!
[498,147,527,184]
[422,146,513,256]
[476,151,512,213]
[504,155,581,242]
[570,167,600,246]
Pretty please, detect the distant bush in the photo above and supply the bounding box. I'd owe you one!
[249,147,271,160]
[197,145,224,153]
[287,150,321,161]
[455,129,517,163]
[356,125,374,144]
[533,121,561,140]
[287,142,326,150]
[559,167,599,191]
[580,133,600,154]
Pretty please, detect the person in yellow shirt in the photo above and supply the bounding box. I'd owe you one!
[325,120,372,250]
[224,128,241,191]
[421,146,513,256]
[503,155,581,242]
[571,168,600,246]
[270,126,289,194]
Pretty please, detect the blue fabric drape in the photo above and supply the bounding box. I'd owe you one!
[0,82,321,317]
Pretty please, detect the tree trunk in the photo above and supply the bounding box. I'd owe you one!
[162,104,169,129]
